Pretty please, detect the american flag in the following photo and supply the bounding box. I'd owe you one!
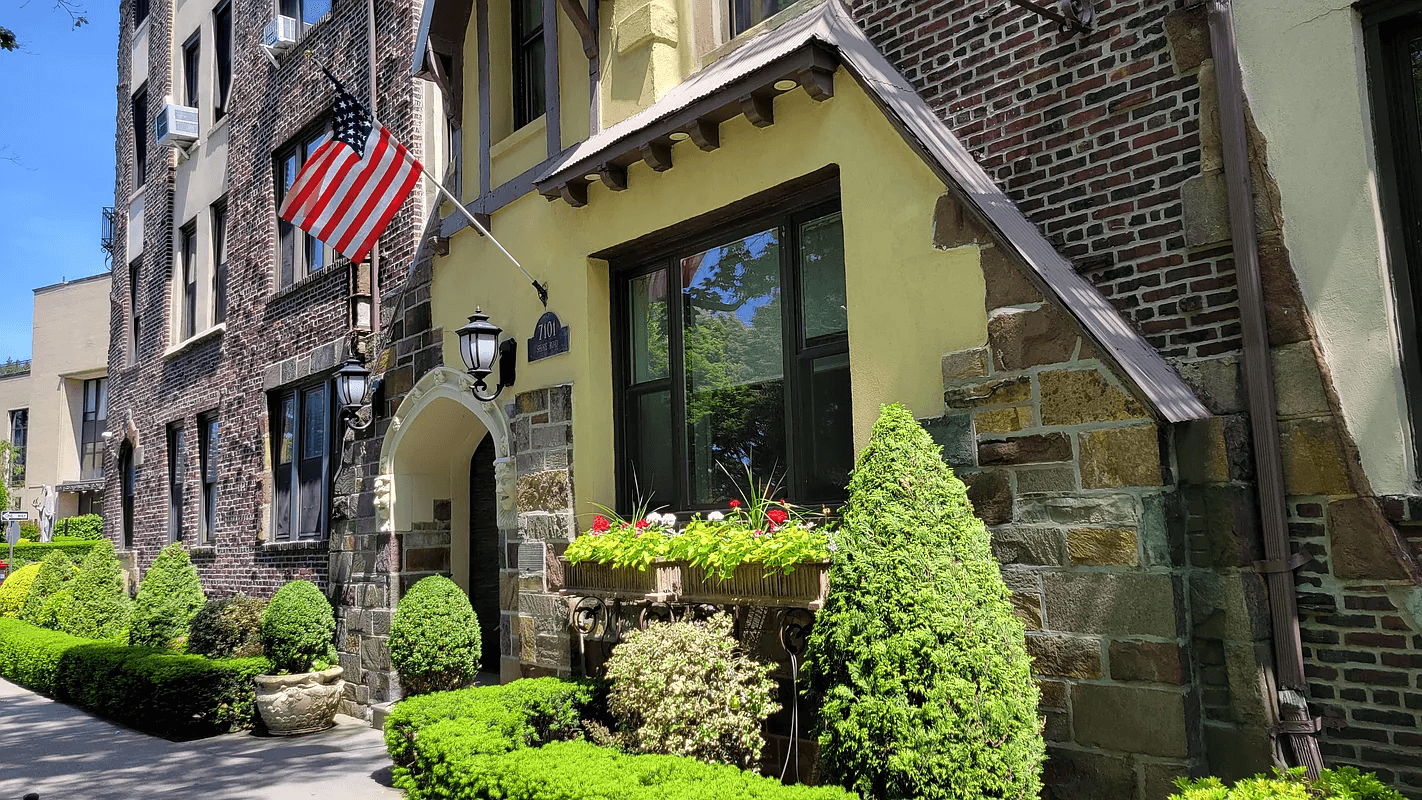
[278,83,422,264]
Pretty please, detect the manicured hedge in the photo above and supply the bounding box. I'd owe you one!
[54,515,104,541]
[0,618,269,739]
[8,539,100,570]
[385,679,857,800]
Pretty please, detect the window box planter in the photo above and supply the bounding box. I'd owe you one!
[671,560,830,610]
[560,557,679,600]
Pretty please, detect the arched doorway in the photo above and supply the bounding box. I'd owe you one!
[119,441,134,548]
[469,436,501,673]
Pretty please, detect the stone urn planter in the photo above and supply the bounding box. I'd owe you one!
[254,666,345,736]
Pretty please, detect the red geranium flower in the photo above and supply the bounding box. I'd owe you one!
[635,519,649,530]
[591,515,611,533]
[767,508,788,526]
[729,499,741,509]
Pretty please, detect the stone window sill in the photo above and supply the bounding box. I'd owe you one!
[163,323,225,360]
[188,545,216,556]
[261,538,328,552]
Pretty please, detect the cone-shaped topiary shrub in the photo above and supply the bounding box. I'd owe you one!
[64,538,132,640]
[188,595,266,659]
[0,563,41,618]
[389,575,481,695]
[262,580,337,674]
[129,543,206,649]
[21,551,77,627]
[803,403,1044,800]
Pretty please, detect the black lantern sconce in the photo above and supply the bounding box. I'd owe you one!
[456,308,517,402]
[335,356,381,435]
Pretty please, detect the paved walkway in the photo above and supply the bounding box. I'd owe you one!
[0,678,401,799]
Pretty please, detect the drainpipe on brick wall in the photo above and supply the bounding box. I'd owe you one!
[366,0,381,341]
[1205,0,1325,775]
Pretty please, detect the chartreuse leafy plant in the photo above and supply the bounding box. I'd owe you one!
[129,543,206,649]
[64,538,131,640]
[803,403,1044,800]
[21,551,77,627]
[603,615,778,769]
[389,575,481,695]
[0,563,41,618]
[261,580,336,674]
[1171,767,1404,800]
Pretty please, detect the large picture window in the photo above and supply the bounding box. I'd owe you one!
[80,378,107,481]
[167,420,186,543]
[271,381,332,541]
[199,411,218,544]
[179,220,198,340]
[615,199,852,512]
[275,128,334,288]
[212,200,228,323]
[511,0,545,130]
[8,408,26,487]
[213,1,231,120]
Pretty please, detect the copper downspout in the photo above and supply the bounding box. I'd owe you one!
[1205,0,1324,774]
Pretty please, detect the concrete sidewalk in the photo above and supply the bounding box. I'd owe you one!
[0,678,401,799]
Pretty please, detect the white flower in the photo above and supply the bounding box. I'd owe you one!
[645,512,661,525]
[707,511,725,522]
[660,512,678,527]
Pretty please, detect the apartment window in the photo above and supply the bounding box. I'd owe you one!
[213,1,231,120]
[129,258,142,364]
[730,0,795,35]
[119,441,135,548]
[615,198,852,512]
[8,409,26,486]
[280,0,332,35]
[212,200,228,324]
[132,84,148,188]
[180,220,198,340]
[271,381,332,541]
[275,128,334,288]
[167,421,186,542]
[1367,3,1422,459]
[512,0,545,130]
[134,0,149,27]
[182,32,200,109]
[198,411,218,544]
[80,378,108,481]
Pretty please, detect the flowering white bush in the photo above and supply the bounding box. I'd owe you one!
[603,614,779,769]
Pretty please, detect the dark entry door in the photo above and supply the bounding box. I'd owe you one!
[469,436,502,673]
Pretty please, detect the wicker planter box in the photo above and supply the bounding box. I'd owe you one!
[675,561,830,609]
[560,558,681,600]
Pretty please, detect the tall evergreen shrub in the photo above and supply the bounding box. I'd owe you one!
[803,403,1044,800]
[64,539,131,640]
[129,543,206,648]
[20,551,76,627]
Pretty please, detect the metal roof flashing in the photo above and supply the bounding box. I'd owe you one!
[527,0,1208,423]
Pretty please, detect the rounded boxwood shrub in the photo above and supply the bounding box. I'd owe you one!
[129,543,206,649]
[262,580,336,674]
[188,595,266,659]
[21,551,77,627]
[1172,767,1404,800]
[603,615,778,769]
[803,403,1045,800]
[64,538,132,640]
[389,575,481,695]
[0,563,41,618]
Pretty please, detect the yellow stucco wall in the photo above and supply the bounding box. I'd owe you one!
[432,72,987,518]
[1234,0,1413,494]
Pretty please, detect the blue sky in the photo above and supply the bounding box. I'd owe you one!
[0,0,119,363]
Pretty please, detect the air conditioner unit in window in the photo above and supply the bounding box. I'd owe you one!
[154,101,199,147]
[263,15,297,52]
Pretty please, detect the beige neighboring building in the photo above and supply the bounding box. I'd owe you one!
[0,272,111,521]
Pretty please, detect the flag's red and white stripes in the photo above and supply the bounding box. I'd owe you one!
[279,125,422,264]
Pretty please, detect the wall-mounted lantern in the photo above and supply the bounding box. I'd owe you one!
[335,356,378,435]
[456,308,517,402]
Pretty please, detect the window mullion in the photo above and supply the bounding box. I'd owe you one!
[668,257,689,512]
[781,215,802,499]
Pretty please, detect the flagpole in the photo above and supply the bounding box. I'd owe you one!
[305,51,548,307]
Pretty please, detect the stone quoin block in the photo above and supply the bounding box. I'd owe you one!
[1072,683,1189,758]
[1043,572,1180,638]
[978,433,1073,466]
[1026,632,1104,679]
[1079,425,1163,488]
[990,527,1067,567]
[1067,527,1139,567]
[1109,640,1187,684]
[1038,369,1148,426]
[944,375,1031,410]
[974,406,1034,434]
[1279,416,1352,496]
[962,470,1012,525]
[987,305,1080,371]
[941,347,989,384]
[980,245,1043,310]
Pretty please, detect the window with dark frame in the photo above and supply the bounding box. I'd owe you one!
[730,0,796,36]
[1366,3,1422,463]
[132,84,148,189]
[180,220,198,340]
[511,0,545,130]
[182,32,200,109]
[120,441,135,548]
[129,258,142,365]
[614,196,852,514]
[213,1,231,120]
[275,127,333,289]
[279,0,332,35]
[198,411,218,544]
[167,420,186,543]
[134,0,149,27]
[212,200,228,324]
[8,409,27,487]
[270,381,332,541]
[80,378,108,481]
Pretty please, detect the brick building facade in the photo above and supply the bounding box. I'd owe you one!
[106,0,427,713]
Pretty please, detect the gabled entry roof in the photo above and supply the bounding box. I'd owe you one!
[534,1,1211,424]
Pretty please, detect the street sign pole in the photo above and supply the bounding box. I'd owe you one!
[5,520,18,576]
